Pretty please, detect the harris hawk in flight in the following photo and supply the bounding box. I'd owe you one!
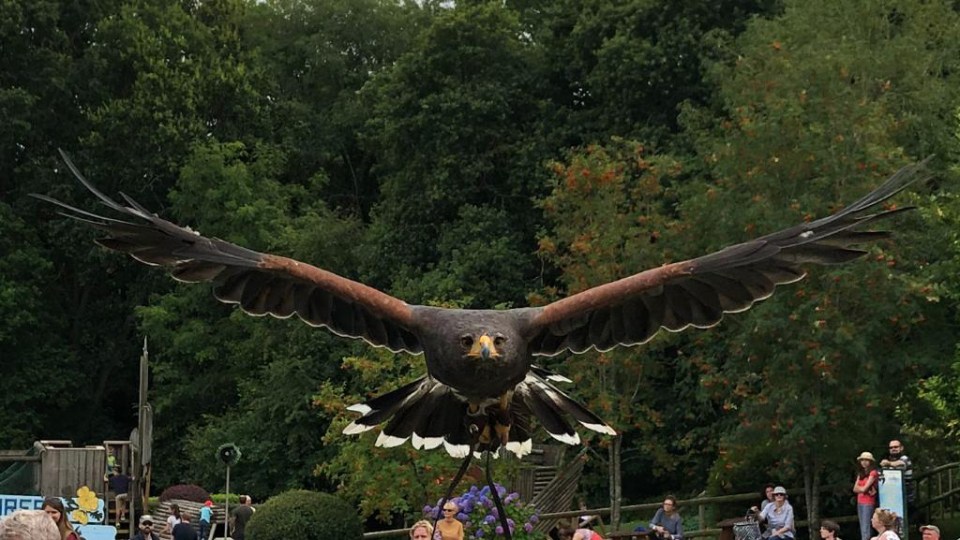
[35,152,929,458]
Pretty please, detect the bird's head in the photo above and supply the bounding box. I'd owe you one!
[416,309,530,396]
[462,333,505,361]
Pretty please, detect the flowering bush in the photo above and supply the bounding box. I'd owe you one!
[424,484,542,540]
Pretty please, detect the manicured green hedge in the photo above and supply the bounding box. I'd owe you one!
[247,490,361,540]
[210,493,240,505]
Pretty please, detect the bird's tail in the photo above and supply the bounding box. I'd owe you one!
[344,377,482,458]
[515,367,617,445]
[343,368,615,458]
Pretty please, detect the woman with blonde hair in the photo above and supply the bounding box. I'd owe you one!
[41,497,79,540]
[410,520,435,540]
[0,509,61,540]
[871,509,900,540]
[437,501,464,540]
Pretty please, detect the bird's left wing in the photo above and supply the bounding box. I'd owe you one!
[33,151,422,354]
[522,160,931,356]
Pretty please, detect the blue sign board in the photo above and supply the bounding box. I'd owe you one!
[878,468,906,539]
[0,491,116,540]
[0,495,44,517]
[74,524,117,540]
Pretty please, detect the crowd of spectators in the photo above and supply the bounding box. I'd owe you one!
[741,438,924,540]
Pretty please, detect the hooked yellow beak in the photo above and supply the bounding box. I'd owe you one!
[467,334,500,360]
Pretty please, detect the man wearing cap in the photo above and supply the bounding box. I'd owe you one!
[920,525,940,540]
[199,500,213,540]
[133,515,160,540]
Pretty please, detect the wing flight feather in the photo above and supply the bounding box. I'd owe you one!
[34,150,422,354]
[524,160,931,356]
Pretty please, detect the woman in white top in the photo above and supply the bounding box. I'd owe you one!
[870,508,900,540]
[164,503,183,535]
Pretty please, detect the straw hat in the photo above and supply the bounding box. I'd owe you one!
[857,451,876,462]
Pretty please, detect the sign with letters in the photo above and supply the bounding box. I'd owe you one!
[0,490,116,540]
[0,495,44,517]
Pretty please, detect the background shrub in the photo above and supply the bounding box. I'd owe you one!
[159,484,211,503]
[247,490,362,540]
[210,493,240,505]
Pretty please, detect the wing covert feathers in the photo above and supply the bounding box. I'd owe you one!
[526,159,931,356]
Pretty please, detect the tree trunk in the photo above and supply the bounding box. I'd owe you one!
[804,453,821,540]
[609,434,623,530]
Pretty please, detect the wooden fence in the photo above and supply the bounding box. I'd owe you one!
[917,461,959,521]
[362,462,960,540]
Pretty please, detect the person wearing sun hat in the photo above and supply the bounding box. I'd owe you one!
[759,486,794,540]
[853,451,880,540]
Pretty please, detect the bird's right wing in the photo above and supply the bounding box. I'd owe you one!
[521,159,932,356]
[33,150,422,354]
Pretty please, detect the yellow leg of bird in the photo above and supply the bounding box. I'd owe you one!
[494,422,510,446]
[494,392,513,446]
[478,424,493,445]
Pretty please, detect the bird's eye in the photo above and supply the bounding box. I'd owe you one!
[460,336,474,349]
[494,335,506,347]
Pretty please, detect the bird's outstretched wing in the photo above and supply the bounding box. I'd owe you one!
[522,160,931,356]
[33,150,422,354]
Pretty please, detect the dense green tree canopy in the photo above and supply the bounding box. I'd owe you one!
[3,0,960,533]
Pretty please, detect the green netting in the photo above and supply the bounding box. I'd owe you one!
[0,447,39,495]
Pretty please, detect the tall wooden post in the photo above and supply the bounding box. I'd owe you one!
[131,338,149,539]
[224,466,231,539]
